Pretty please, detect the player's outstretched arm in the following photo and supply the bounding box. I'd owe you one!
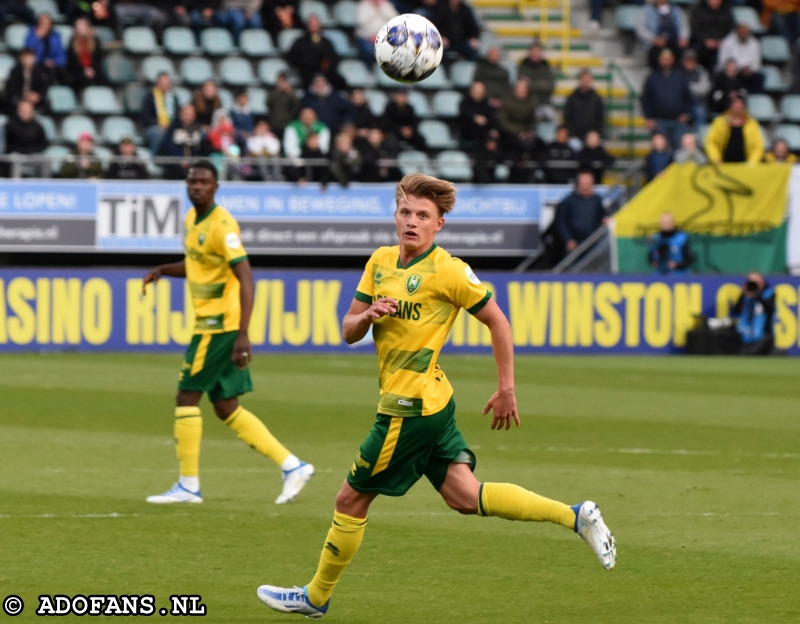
[342,297,398,344]
[474,298,519,431]
[231,259,255,369]
[142,261,186,294]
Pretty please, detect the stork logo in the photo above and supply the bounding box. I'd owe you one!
[405,274,422,295]
[97,193,183,249]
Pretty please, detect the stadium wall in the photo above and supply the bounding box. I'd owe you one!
[3,270,800,355]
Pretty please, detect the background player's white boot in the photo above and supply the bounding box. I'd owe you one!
[572,501,616,569]
[146,483,203,504]
[275,462,314,504]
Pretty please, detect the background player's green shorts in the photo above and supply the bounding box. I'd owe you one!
[347,397,475,496]
[178,331,253,402]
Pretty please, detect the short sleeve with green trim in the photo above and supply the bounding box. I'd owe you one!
[441,257,492,315]
[354,253,377,304]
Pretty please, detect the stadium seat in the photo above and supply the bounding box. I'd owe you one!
[44,145,71,173]
[258,57,292,85]
[220,57,257,86]
[82,86,122,114]
[102,116,140,144]
[502,61,517,84]
[5,24,29,51]
[299,0,334,27]
[54,24,73,47]
[364,89,388,116]
[615,5,642,31]
[761,36,791,64]
[240,29,276,57]
[333,0,358,28]
[123,26,159,54]
[337,59,375,88]
[432,90,463,118]
[28,0,62,20]
[278,29,303,53]
[47,85,79,114]
[418,120,457,149]
[163,27,199,55]
[407,91,433,118]
[762,65,788,92]
[698,123,710,146]
[94,26,116,44]
[747,94,781,122]
[537,121,557,143]
[141,56,176,83]
[123,83,146,114]
[437,150,472,181]
[93,144,114,167]
[180,57,214,85]
[774,124,800,150]
[38,115,58,142]
[218,88,234,110]
[733,6,765,33]
[104,53,137,84]
[450,60,476,88]
[0,54,15,82]
[398,150,434,176]
[136,146,162,176]
[417,66,451,90]
[201,28,236,55]
[323,29,356,57]
[478,30,501,56]
[61,115,97,143]
[494,163,510,181]
[247,87,268,114]
[780,94,800,121]
[173,86,193,107]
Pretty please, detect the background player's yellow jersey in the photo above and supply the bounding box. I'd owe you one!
[355,243,491,417]
[184,204,248,334]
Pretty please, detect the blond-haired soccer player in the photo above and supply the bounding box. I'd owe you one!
[143,160,314,505]
[257,174,616,618]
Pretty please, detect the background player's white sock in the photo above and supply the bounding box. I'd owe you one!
[280,455,301,472]
[179,476,200,493]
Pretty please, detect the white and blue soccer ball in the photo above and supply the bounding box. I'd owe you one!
[374,14,443,84]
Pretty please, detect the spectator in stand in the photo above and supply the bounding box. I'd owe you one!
[284,107,330,160]
[25,13,65,81]
[563,69,605,148]
[673,131,708,164]
[717,23,764,93]
[300,74,354,135]
[0,1,35,33]
[188,0,219,41]
[3,100,48,177]
[262,0,298,37]
[382,89,426,150]
[499,78,537,153]
[762,0,800,46]
[3,48,50,115]
[648,212,694,274]
[193,80,222,127]
[299,133,329,185]
[792,39,800,92]
[708,58,743,113]
[356,0,398,65]
[158,103,210,179]
[287,15,345,89]
[517,42,556,121]
[141,72,179,153]
[680,49,710,131]
[355,128,400,182]
[208,109,244,158]
[329,132,363,187]
[66,18,105,94]
[114,0,170,35]
[542,125,578,184]
[60,131,104,179]
[68,0,119,38]
[247,118,282,180]
[644,132,672,181]
[556,169,607,253]
[431,0,481,61]
[459,81,497,145]
[230,89,255,135]
[576,130,615,184]
[705,90,764,164]
[731,272,776,355]
[106,136,150,180]
[474,47,511,102]
[690,0,734,71]
[213,0,263,44]
[268,72,298,138]
[641,48,693,150]
[636,0,690,69]
[351,89,376,134]
[473,137,504,184]
[764,137,798,162]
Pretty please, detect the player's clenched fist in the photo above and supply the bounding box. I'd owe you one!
[366,297,398,320]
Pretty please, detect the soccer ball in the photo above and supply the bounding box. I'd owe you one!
[374,14,444,84]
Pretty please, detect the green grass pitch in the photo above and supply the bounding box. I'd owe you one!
[1,353,799,623]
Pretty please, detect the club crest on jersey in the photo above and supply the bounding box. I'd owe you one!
[198,232,206,246]
[405,274,422,295]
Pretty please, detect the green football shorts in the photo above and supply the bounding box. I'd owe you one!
[178,331,253,402]
[347,397,475,496]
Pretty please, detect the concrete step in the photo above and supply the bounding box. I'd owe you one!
[609,115,646,128]
[491,22,582,37]
[606,141,650,158]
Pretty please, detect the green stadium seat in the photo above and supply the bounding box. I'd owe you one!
[141,55,176,83]
[437,150,472,181]
[364,89,388,116]
[418,120,457,149]
[220,57,257,86]
[747,94,781,122]
[163,27,199,55]
[5,24,29,51]
[0,54,15,82]
[278,29,303,53]
[432,90,462,118]
[333,0,358,28]
[733,6,765,34]
[240,29,276,57]
[780,94,800,121]
[337,59,375,88]
[323,29,356,57]
[258,57,292,85]
[450,61,476,88]
[104,53,137,84]
[61,115,97,143]
[762,65,788,92]
[774,124,800,150]
[123,83,146,114]
[761,36,790,63]
[616,5,642,31]
[180,57,214,85]
[247,87,268,114]
[37,115,58,142]
[102,116,141,144]
[82,86,122,114]
[407,91,433,118]
[173,86,193,107]
[123,26,159,54]
[299,0,334,27]
[201,27,236,56]
[47,85,79,114]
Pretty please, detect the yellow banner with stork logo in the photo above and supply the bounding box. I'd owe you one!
[613,163,790,273]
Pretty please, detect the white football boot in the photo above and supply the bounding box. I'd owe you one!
[572,501,616,569]
[146,483,203,504]
[275,462,315,504]
[257,585,328,619]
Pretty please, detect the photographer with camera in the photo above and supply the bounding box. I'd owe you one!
[732,272,776,355]
[648,212,694,274]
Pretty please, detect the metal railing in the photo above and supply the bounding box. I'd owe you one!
[603,61,641,159]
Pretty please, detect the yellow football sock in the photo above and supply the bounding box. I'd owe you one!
[478,483,576,529]
[306,512,367,608]
[224,406,291,466]
[175,406,202,477]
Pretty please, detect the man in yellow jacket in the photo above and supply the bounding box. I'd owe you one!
[705,90,765,164]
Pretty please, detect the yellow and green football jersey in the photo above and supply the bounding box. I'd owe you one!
[184,204,248,334]
[354,243,492,418]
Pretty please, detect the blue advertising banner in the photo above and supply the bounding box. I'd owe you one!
[2,270,800,355]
